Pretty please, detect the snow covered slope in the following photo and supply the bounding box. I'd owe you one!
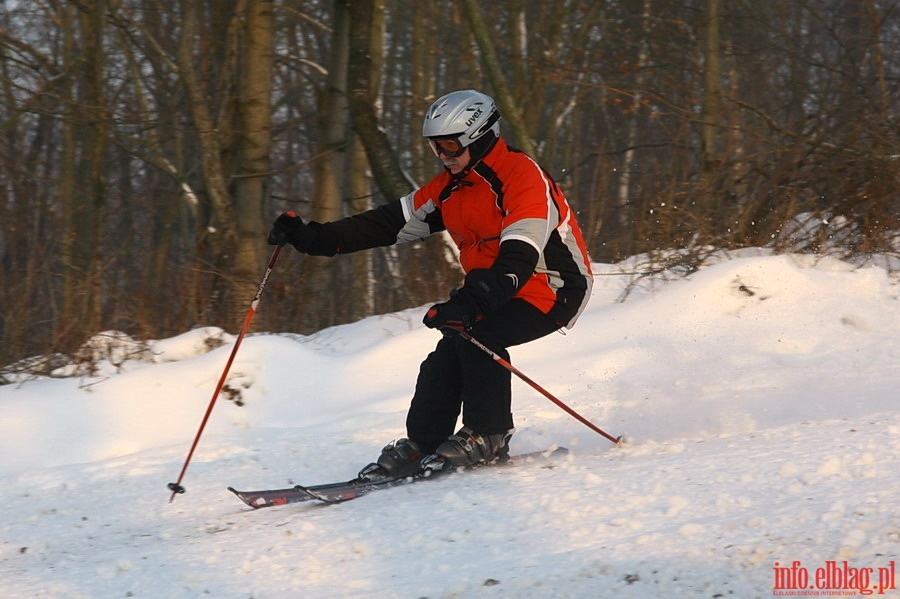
[1,251,898,598]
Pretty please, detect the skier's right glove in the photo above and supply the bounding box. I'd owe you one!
[267,212,316,252]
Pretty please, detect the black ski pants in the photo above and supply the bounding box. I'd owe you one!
[406,299,561,453]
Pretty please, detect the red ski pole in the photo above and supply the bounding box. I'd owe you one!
[167,245,283,502]
[458,330,621,446]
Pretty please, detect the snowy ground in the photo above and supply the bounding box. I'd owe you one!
[1,250,898,599]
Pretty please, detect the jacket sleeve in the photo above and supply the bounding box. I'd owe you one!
[305,185,447,256]
[492,239,540,292]
[304,199,406,256]
[460,239,539,316]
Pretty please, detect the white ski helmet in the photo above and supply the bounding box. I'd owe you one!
[423,89,501,162]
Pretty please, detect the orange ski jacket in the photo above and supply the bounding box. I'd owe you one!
[307,138,593,328]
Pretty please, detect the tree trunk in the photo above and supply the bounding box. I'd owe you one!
[177,0,238,321]
[232,0,274,327]
[458,0,537,158]
[409,0,437,186]
[313,1,350,226]
[58,0,107,351]
[346,0,412,202]
[700,0,722,183]
[347,0,384,322]
[618,0,651,218]
[305,0,352,328]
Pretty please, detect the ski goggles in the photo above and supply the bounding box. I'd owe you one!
[427,136,467,158]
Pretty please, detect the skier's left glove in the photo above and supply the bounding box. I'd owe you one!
[422,269,516,331]
[423,289,481,331]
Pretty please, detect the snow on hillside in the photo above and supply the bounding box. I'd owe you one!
[1,251,898,598]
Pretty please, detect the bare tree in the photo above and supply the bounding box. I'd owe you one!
[346,0,412,201]
[459,0,537,157]
[699,0,722,182]
[232,0,275,325]
[58,0,108,349]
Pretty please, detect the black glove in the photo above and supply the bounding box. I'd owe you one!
[267,212,316,252]
[422,268,519,331]
[423,288,480,331]
[460,269,516,314]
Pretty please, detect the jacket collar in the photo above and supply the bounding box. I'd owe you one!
[451,137,509,181]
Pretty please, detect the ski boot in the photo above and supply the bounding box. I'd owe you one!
[357,438,426,482]
[420,426,513,476]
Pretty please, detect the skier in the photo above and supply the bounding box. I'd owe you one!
[267,89,593,480]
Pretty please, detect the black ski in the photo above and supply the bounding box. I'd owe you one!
[228,447,568,509]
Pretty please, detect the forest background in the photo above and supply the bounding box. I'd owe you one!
[0,0,897,373]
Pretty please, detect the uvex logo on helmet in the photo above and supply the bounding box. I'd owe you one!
[465,107,484,127]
